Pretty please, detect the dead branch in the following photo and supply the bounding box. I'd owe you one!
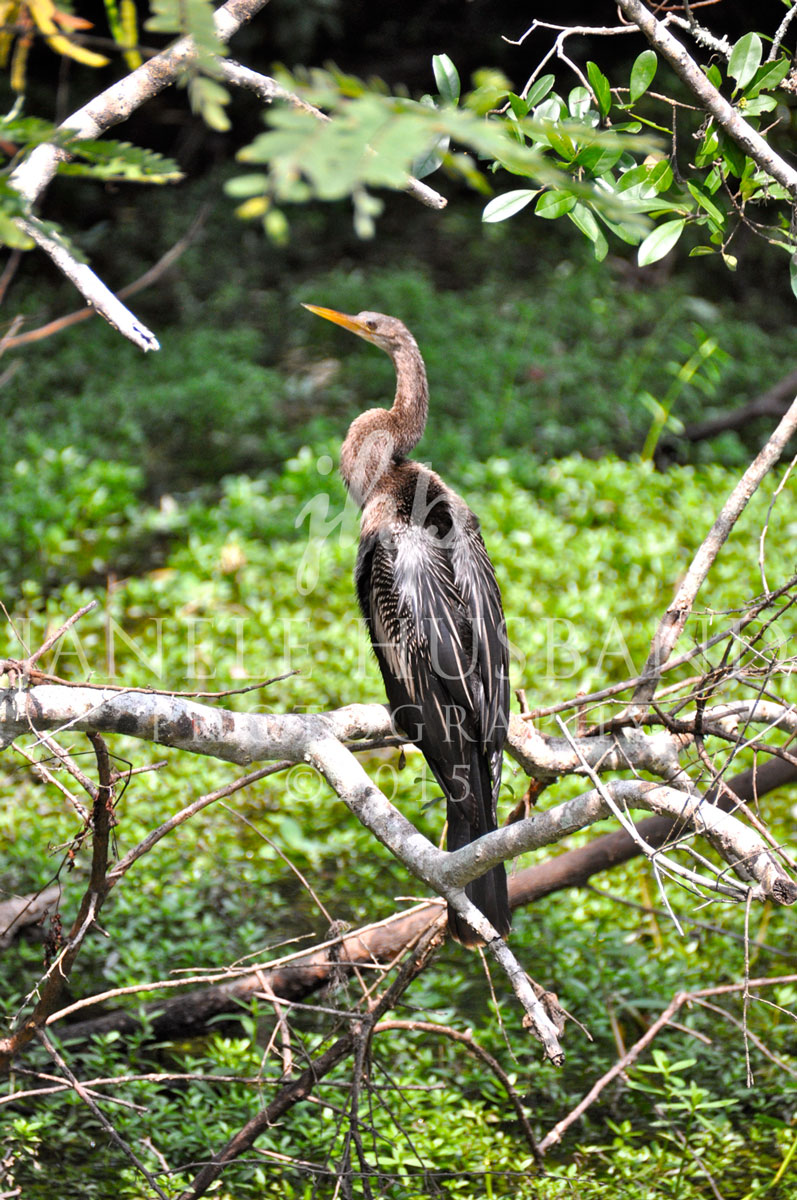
[177,923,445,1200]
[0,735,116,1071]
[538,971,797,1153]
[630,394,797,711]
[0,886,61,949]
[41,758,797,1050]
[37,1029,170,1199]
[373,1019,542,1164]
[2,207,208,350]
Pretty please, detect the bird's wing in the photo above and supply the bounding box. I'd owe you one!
[454,513,510,795]
[355,493,507,811]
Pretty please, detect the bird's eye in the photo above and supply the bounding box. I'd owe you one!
[366,319,377,331]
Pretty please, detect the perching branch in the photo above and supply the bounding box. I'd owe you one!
[2,684,793,903]
[3,669,796,1068]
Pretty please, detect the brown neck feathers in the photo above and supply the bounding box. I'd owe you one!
[340,337,429,507]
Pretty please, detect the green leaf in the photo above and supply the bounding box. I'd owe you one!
[629,50,657,103]
[790,253,797,301]
[572,143,623,176]
[687,182,724,227]
[744,56,791,99]
[58,139,182,184]
[728,33,763,90]
[535,190,577,219]
[145,0,225,63]
[188,75,231,132]
[695,124,719,168]
[741,95,777,115]
[507,93,529,119]
[482,189,539,223]
[432,54,460,105]
[525,74,555,109]
[534,95,566,123]
[586,61,612,118]
[705,64,723,89]
[0,210,34,249]
[546,127,576,160]
[717,130,746,178]
[568,87,591,119]
[224,173,269,198]
[567,201,608,260]
[638,218,685,266]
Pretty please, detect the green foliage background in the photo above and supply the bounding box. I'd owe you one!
[2,191,797,1197]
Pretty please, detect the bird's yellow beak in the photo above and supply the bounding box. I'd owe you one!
[302,304,370,338]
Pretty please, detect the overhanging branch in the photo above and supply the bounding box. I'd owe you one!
[616,0,797,199]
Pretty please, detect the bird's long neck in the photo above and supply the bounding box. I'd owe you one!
[340,337,429,507]
[389,338,429,455]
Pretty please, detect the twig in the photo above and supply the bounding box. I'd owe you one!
[24,600,97,671]
[178,923,445,1199]
[13,218,159,353]
[373,1019,542,1164]
[37,1030,170,1199]
[759,454,797,596]
[257,975,294,1079]
[769,1,797,60]
[630,395,797,711]
[539,972,797,1153]
[522,573,797,721]
[107,762,293,885]
[8,0,273,351]
[3,207,209,350]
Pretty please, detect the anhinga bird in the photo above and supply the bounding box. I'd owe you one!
[304,304,511,946]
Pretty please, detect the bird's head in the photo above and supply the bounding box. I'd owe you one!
[302,305,413,357]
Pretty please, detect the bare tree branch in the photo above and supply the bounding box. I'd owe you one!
[631,395,797,710]
[2,207,208,350]
[539,971,797,1153]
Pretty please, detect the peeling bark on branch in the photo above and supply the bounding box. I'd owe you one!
[2,686,794,907]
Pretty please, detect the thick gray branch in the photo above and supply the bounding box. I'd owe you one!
[441,780,797,906]
[2,685,793,904]
[507,715,687,780]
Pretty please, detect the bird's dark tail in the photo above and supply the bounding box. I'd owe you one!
[445,747,511,947]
